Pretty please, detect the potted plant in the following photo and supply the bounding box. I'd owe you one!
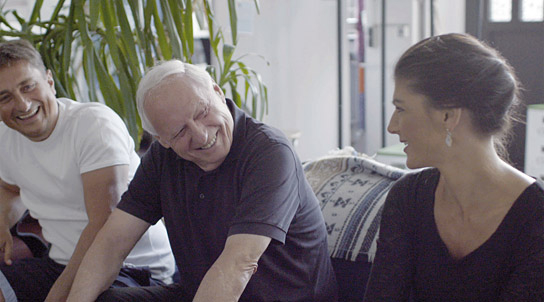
[0,0,268,148]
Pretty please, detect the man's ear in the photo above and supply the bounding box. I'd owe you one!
[46,69,56,95]
[443,107,462,132]
[213,83,225,101]
[155,136,171,149]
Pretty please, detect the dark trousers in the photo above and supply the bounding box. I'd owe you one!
[97,283,192,301]
[0,256,162,301]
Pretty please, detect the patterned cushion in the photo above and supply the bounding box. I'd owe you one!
[303,149,406,262]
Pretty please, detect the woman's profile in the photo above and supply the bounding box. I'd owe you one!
[363,33,544,301]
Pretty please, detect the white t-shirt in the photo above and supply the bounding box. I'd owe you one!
[0,98,175,282]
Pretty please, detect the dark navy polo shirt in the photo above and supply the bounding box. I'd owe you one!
[118,99,337,301]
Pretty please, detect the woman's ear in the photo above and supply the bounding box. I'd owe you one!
[443,108,462,132]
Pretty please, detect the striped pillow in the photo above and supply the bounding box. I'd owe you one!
[303,151,405,262]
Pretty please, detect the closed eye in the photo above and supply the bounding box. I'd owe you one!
[0,94,11,104]
[21,82,36,93]
[171,127,186,142]
[198,105,209,119]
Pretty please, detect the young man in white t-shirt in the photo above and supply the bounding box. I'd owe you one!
[0,39,175,302]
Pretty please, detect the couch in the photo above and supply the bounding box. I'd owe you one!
[303,147,406,301]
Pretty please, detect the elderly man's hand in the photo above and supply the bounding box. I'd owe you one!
[0,226,13,265]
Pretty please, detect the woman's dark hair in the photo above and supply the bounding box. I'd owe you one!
[394,33,521,158]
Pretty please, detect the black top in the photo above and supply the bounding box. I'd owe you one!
[118,99,337,301]
[364,168,544,301]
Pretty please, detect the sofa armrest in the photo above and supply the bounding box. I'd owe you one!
[304,152,405,262]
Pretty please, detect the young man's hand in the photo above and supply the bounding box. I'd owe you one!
[0,227,13,265]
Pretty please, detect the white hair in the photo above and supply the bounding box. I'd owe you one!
[136,60,213,136]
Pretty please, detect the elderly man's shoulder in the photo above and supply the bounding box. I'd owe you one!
[244,118,291,148]
[237,120,300,169]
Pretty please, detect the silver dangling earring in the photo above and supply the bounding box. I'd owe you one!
[445,129,452,147]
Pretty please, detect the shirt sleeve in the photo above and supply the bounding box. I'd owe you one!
[117,142,164,225]
[73,105,136,174]
[0,127,18,185]
[363,172,419,302]
[228,142,301,244]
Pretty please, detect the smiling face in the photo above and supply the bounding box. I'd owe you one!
[0,60,58,142]
[387,79,447,169]
[145,75,234,171]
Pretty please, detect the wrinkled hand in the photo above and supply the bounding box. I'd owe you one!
[0,227,13,265]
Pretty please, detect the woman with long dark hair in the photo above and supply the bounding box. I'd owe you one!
[364,33,544,301]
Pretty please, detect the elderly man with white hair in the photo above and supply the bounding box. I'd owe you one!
[67,60,338,302]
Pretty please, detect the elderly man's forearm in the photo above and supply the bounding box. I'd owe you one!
[193,261,256,301]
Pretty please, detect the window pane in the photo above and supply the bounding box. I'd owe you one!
[489,0,512,22]
[521,0,544,22]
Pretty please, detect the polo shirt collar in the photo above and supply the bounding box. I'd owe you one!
[222,98,246,165]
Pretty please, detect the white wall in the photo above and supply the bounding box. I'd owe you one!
[362,0,466,156]
[215,0,466,160]
[214,0,340,162]
[362,0,414,155]
[434,0,466,35]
